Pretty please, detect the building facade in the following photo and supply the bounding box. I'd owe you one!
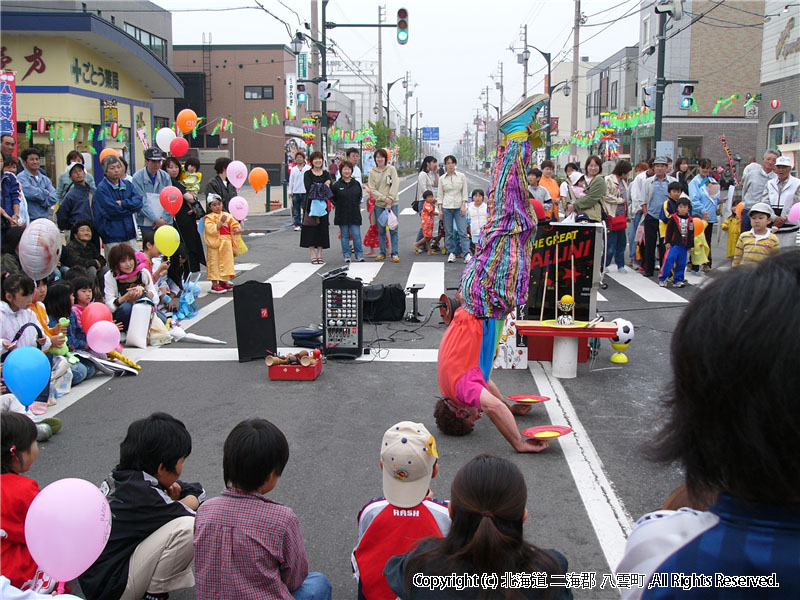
[546,58,596,172]
[1,5,182,181]
[636,0,764,168]
[757,0,800,169]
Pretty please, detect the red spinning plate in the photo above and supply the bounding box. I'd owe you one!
[522,425,573,439]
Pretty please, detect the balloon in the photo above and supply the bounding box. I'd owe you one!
[788,202,800,223]
[155,127,176,152]
[170,136,189,157]
[87,321,121,354]
[530,199,546,221]
[98,148,118,162]
[383,148,392,162]
[693,218,705,236]
[226,160,248,190]
[159,186,182,216]
[176,109,198,134]
[229,196,249,221]
[18,219,61,280]
[2,347,51,407]
[154,224,180,257]
[25,478,112,582]
[82,302,113,333]
[248,167,269,192]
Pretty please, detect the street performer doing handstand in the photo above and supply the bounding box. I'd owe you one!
[435,94,551,453]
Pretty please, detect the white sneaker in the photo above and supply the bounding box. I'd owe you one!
[447,253,455,263]
[294,226,301,231]
[464,253,472,263]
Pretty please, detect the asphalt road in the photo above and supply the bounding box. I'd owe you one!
[32,169,731,599]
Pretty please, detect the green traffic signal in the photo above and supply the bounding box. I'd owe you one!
[397,8,408,45]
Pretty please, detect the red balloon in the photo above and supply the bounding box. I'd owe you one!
[82,302,113,334]
[530,199,546,221]
[170,137,189,157]
[160,186,182,216]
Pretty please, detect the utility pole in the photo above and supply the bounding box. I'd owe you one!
[654,11,667,143]
[498,62,504,117]
[320,0,328,158]
[377,5,384,125]
[475,109,480,167]
[522,24,528,98]
[484,85,490,162]
[403,70,409,136]
[310,0,320,146]
[569,0,580,159]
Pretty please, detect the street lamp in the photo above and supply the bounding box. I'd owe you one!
[386,76,404,128]
[290,31,304,54]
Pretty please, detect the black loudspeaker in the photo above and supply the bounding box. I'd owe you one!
[232,281,277,362]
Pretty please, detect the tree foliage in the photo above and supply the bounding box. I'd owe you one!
[368,120,392,150]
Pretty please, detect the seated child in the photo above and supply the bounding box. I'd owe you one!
[413,191,438,255]
[732,202,780,268]
[79,412,203,600]
[0,411,57,593]
[60,220,106,285]
[43,280,96,380]
[352,421,450,600]
[140,230,170,282]
[69,275,95,332]
[466,189,488,251]
[194,418,332,600]
[180,157,202,195]
[658,197,694,288]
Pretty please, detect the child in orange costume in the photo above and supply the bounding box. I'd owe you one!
[203,194,241,293]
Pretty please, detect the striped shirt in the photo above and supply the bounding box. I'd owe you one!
[194,488,309,600]
[732,231,780,267]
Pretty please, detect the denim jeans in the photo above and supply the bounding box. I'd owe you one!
[627,212,642,262]
[339,224,363,259]
[606,229,627,268]
[374,205,399,257]
[113,302,134,331]
[291,572,332,600]
[292,193,306,227]
[443,208,470,255]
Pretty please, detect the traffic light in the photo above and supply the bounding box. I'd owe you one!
[679,84,695,110]
[397,8,408,45]
[297,83,307,103]
[642,85,656,110]
[318,80,333,101]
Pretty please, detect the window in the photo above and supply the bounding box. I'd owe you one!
[610,81,618,109]
[244,86,274,100]
[593,90,600,116]
[768,112,798,148]
[642,17,649,46]
[586,93,592,118]
[123,22,167,62]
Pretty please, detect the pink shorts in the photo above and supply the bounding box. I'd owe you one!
[455,367,489,410]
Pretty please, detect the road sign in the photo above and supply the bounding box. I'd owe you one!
[421,127,439,141]
[297,53,308,79]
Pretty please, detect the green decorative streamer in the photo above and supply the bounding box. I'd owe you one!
[57,124,64,141]
[253,113,259,130]
[260,112,268,127]
[211,123,220,136]
[98,127,105,141]
[270,110,280,125]
[68,123,78,141]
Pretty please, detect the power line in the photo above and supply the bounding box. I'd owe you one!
[584,0,638,19]
[3,2,260,11]
[666,0,727,42]
[684,10,765,28]
[253,0,293,38]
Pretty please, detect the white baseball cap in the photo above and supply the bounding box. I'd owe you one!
[381,421,438,508]
[775,156,792,167]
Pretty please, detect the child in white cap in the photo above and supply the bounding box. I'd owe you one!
[732,202,780,267]
[351,422,450,600]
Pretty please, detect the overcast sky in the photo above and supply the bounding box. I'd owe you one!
[155,0,642,151]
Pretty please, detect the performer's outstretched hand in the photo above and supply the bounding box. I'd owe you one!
[509,403,532,416]
[517,438,550,453]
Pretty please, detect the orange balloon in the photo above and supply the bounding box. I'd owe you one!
[98,148,119,162]
[736,202,743,220]
[693,217,705,237]
[176,109,198,134]
[248,167,269,192]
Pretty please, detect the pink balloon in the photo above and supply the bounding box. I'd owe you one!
[18,219,62,280]
[788,202,800,224]
[229,196,249,221]
[87,320,121,354]
[226,160,248,190]
[25,478,111,582]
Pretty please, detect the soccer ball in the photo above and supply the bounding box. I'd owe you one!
[611,318,634,345]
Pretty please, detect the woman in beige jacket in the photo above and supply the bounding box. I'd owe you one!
[603,159,632,272]
[365,148,400,261]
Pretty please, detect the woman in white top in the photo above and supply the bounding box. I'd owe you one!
[415,156,438,245]
[437,155,471,263]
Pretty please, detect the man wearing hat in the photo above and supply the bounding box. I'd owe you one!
[57,162,95,235]
[641,157,677,277]
[131,147,172,231]
[741,149,779,232]
[763,155,800,248]
[352,422,450,600]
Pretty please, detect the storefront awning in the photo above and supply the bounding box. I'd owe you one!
[1,11,183,98]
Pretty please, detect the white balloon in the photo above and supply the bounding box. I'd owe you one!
[155,127,176,153]
[19,219,61,280]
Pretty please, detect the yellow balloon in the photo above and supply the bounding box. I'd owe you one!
[154,225,180,257]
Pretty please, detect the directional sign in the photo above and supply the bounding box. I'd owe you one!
[421,126,439,141]
[297,53,308,79]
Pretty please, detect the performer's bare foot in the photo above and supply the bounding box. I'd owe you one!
[509,403,532,416]
[516,438,550,453]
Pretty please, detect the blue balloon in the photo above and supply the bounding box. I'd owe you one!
[3,347,51,407]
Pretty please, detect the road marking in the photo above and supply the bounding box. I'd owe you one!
[234,262,260,271]
[266,263,321,297]
[398,182,416,197]
[529,361,634,572]
[400,207,417,216]
[347,262,382,283]
[183,297,232,330]
[128,347,440,363]
[597,292,608,302]
[406,262,445,298]
[606,271,687,303]
[469,172,491,184]
[37,375,113,419]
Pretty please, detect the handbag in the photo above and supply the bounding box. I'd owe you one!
[190,200,205,220]
[387,209,398,231]
[127,299,155,349]
[233,235,248,257]
[303,214,319,227]
[607,214,627,231]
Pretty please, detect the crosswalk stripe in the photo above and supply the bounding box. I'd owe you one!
[129,347,441,363]
[346,262,382,283]
[266,263,322,298]
[597,292,608,302]
[605,271,687,303]
[405,262,445,298]
[400,207,417,216]
[234,262,260,271]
